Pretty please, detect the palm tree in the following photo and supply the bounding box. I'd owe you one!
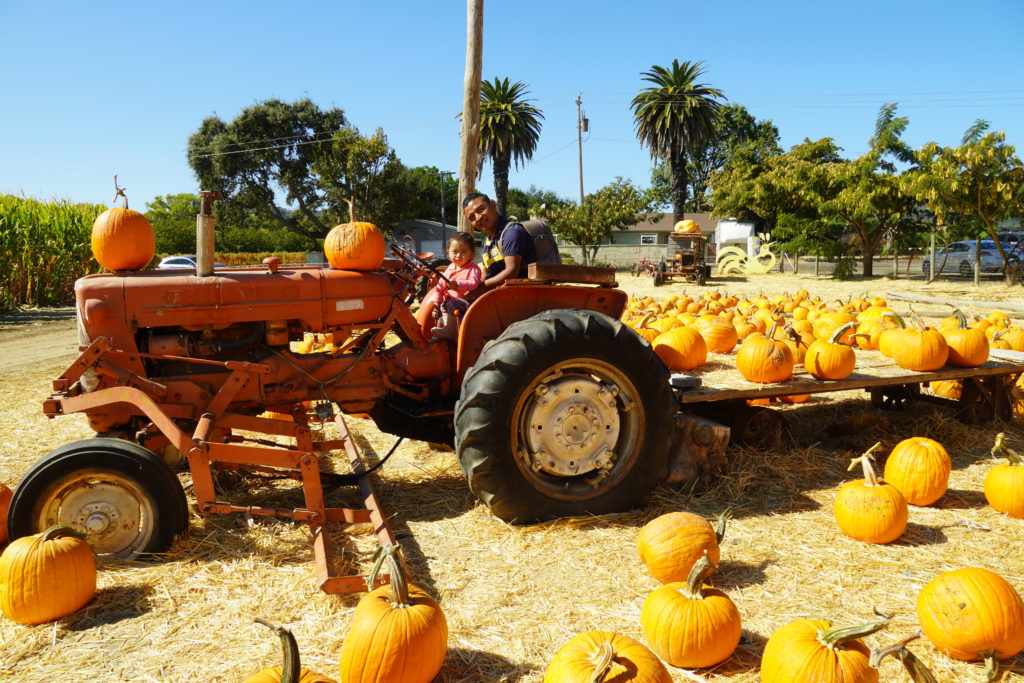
[631,60,725,223]
[478,78,544,215]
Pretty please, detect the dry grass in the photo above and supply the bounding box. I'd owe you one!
[0,272,1022,682]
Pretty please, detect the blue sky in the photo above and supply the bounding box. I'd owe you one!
[2,1,1022,214]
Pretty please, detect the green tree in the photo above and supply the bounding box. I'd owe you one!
[476,78,544,216]
[394,166,459,225]
[650,104,781,212]
[544,178,654,265]
[504,185,569,222]
[631,60,725,223]
[903,121,1024,282]
[146,193,201,254]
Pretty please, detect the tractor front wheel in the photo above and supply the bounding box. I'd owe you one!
[454,310,674,523]
[7,438,189,558]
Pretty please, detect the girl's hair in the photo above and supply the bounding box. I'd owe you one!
[448,231,476,254]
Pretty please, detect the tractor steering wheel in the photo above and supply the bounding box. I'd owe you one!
[390,243,451,284]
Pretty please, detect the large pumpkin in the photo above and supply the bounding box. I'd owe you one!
[0,525,97,624]
[324,198,385,271]
[736,323,794,384]
[652,326,707,371]
[673,219,700,234]
[761,617,885,683]
[91,201,155,271]
[834,445,907,544]
[804,321,858,381]
[636,511,725,584]
[941,309,989,367]
[917,567,1024,667]
[985,432,1024,518]
[640,555,741,669]
[543,631,670,683]
[244,619,337,683]
[882,437,950,506]
[890,322,949,372]
[338,545,447,683]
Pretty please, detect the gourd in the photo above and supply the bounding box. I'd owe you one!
[324,197,386,271]
[985,432,1024,518]
[637,510,726,584]
[804,321,858,380]
[0,482,10,545]
[652,326,707,371]
[91,178,155,271]
[940,308,989,367]
[338,545,447,683]
[543,631,670,683]
[917,567,1024,671]
[640,555,741,669]
[834,444,908,544]
[882,437,951,506]
[0,525,97,624]
[243,619,337,683]
[736,322,794,384]
[761,616,887,683]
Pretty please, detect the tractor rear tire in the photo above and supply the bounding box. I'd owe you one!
[454,309,674,523]
[7,438,189,558]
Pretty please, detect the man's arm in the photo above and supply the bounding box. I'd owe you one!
[483,254,521,288]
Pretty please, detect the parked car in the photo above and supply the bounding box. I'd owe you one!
[157,255,227,270]
[921,240,1020,276]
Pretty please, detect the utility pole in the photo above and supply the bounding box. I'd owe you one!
[576,93,587,205]
[438,170,455,230]
[458,0,484,230]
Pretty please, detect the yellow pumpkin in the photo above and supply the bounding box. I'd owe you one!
[673,219,701,234]
[544,631,670,682]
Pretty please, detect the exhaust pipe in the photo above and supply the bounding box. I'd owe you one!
[196,190,222,276]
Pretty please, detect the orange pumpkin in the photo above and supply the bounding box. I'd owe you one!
[985,433,1024,518]
[244,619,337,683]
[804,322,858,381]
[778,393,810,404]
[543,631,670,683]
[890,322,949,372]
[673,219,701,234]
[324,198,385,271]
[641,555,742,669]
[694,320,738,354]
[736,323,794,384]
[761,617,886,683]
[941,309,989,367]
[637,511,724,584]
[91,201,155,271]
[834,444,907,544]
[882,437,950,506]
[0,525,97,624]
[652,327,707,371]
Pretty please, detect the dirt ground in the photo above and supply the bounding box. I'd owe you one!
[0,273,1022,682]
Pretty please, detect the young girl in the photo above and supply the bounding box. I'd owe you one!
[430,232,482,339]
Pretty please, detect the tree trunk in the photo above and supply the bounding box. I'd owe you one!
[669,149,688,225]
[492,153,511,217]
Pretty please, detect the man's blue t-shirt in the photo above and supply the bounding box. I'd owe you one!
[481,218,537,279]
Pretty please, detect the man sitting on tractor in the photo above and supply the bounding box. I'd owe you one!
[462,192,538,291]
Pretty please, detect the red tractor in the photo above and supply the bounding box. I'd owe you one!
[7,207,716,592]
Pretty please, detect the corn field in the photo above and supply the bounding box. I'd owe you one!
[0,195,104,310]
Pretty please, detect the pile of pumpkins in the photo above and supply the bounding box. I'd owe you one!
[621,289,1024,389]
[540,431,1024,682]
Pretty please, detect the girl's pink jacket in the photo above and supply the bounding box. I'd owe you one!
[433,261,482,301]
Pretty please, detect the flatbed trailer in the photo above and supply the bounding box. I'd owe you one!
[671,349,1023,450]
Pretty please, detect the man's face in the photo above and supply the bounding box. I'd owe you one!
[463,198,498,235]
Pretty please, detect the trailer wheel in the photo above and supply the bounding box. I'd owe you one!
[731,406,786,448]
[7,438,189,558]
[454,310,674,523]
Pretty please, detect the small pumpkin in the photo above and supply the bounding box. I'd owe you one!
[917,567,1024,668]
[736,322,794,384]
[640,555,742,669]
[0,482,10,545]
[890,315,949,372]
[91,180,155,271]
[761,616,887,683]
[804,321,858,381]
[324,197,386,271]
[636,510,726,585]
[985,432,1024,518]
[883,437,951,506]
[338,545,447,683]
[652,326,707,371]
[778,393,811,404]
[243,619,337,683]
[0,525,97,624]
[940,308,989,368]
[928,379,962,399]
[834,444,908,544]
[543,631,670,683]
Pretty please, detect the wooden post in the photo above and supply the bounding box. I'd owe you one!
[815,253,820,277]
[974,235,981,287]
[929,231,935,280]
[457,0,484,231]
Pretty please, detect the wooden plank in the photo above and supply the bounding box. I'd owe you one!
[886,292,1024,314]
[676,357,1024,404]
[526,262,617,286]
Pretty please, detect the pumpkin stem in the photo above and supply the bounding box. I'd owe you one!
[847,443,884,486]
[991,432,1023,466]
[880,311,906,329]
[588,641,615,683]
[253,618,301,683]
[869,632,939,683]
[112,174,129,209]
[39,524,87,542]
[816,615,889,651]
[828,321,858,345]
[945,305,970,330]
[712,507,733,545]
[681,553,716,600]
[342,196,356,224]
[367,544,411,607]
[982,650,1001,683]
